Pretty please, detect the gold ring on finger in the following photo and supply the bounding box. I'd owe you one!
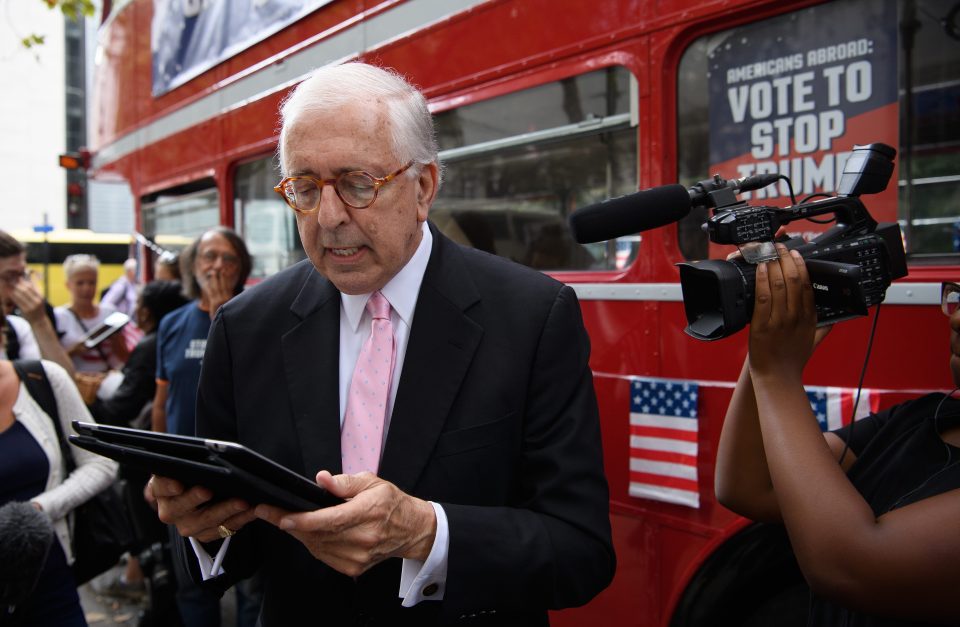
[217,524,236,539]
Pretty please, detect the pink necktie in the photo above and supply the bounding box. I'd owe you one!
[341,291,396,475]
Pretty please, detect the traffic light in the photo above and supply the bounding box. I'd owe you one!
[59,149,90,225]
[58,149,91,170]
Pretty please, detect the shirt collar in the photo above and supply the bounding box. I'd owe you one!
[341,222,433,331]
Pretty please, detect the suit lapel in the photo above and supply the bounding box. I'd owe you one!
[380,229,483,493]
[281,269,343,477]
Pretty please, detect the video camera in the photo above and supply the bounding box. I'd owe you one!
[568,142,907,341]
[678,143,906,340]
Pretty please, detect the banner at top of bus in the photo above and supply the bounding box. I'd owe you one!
[151,0,332,96]
[706,0,898,237]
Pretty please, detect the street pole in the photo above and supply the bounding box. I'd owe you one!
[34,214,52,300]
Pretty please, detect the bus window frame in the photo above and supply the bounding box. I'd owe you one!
[140,176,222,242]
[230,152,308,280]
[428,51,646,282]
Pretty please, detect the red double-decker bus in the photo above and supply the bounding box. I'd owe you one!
[90,0,959,623]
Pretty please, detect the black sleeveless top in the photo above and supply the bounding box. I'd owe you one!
[809,394,960,627]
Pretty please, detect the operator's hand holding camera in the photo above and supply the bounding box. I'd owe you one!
[747,243,819,382]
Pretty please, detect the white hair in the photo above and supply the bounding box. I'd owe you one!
[278,62,441,186]
[63,254,100,280]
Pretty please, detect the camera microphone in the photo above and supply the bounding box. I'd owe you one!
[0,501,54,610]
[569,184,692,244]
[568,174,781,244]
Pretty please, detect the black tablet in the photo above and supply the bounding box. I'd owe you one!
[69,421,341,512]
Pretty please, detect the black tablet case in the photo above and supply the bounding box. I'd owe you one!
[69,421,341,511]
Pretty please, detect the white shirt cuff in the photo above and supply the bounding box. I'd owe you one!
[189,535,231,580]
[398,501,449,606]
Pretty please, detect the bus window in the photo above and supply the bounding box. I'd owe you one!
[433,66,638,271]
[141,179,220,275]
[234,156,306,279]
[677,0,960,261]
[141,179,220,240]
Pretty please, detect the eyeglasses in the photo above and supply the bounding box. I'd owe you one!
[0,269,28,285]
[199,250,240,268]
[274,162,414,213]
[942,282,960,316]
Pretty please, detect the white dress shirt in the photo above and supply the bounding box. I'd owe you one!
[194,222,449,605]
[339,222,448,605]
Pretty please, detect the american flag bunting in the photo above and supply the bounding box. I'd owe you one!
[805,386,878,431]
[628,378,700,508]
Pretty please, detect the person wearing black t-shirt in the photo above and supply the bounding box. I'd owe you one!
[716,243,960,627]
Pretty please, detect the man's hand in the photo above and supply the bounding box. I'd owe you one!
[8,273,77,378]
[9,274,46,323]
[143,478,158,510]
[149,475,256,543]
[202,270,234,320]
[255,471,437,577]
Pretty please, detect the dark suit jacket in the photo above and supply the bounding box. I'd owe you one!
[191,224,614,625]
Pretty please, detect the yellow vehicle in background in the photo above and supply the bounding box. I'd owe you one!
[11,229,132,307]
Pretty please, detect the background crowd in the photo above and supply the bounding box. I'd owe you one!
[0,226,261,627]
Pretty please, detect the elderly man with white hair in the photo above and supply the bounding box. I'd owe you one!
[151,62,615,626]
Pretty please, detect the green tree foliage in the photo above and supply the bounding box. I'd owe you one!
[51,0,96,21]
[21,0,95,49]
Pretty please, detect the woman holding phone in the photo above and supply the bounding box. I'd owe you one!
[54,255,129,374]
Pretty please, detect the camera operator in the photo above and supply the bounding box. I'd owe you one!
[716,244,960,626]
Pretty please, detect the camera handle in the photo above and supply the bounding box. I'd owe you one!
[789,196,878,244]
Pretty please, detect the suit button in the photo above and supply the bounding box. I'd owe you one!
[422,583,439,597]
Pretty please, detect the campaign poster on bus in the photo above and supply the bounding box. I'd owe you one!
[706,0,898,234]
[151,0,332,96]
